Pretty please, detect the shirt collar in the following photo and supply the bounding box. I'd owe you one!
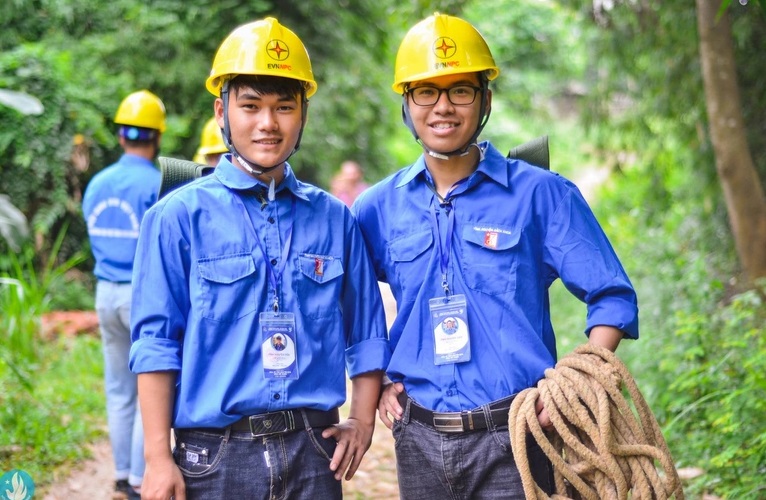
[214,154,310,201]
[394,141,510,190]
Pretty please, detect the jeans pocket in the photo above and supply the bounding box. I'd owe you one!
[174,431,227,477]
[391,418,408,449]
[306,428,336,462]
[488,426,512,454]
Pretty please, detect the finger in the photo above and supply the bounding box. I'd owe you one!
[384,385,404,417]
[330,438,347,474]
[175,480,187,500]
[378,404,394,429]
[344,448,364,480]
[336,444,357,481]
[322,425,340,441]
[537,407,553,430]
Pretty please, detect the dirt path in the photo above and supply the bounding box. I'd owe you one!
[38,284,400,500]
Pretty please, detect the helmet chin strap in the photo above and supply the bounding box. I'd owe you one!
[401,81,491,160]
[221,81,307,183]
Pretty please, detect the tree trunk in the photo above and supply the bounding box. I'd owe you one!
[696,0,766,284]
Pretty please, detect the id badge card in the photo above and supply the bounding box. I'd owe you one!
[260,311,298,379]
[428,294,471,365]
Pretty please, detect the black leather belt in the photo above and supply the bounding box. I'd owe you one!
[399,392,513,433]
[228,408,339,437]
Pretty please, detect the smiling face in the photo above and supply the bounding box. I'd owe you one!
[215,77,305,174]
[406,72,489,155]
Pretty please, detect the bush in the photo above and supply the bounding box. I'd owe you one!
[658,282,766,498]
[0,228,101,486]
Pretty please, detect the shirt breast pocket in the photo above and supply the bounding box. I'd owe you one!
[198,253,257,322]
[389,230,434,299]
[460,225,520,296]
[296,254,344,319]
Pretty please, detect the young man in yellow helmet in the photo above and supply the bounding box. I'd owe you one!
[352,13,639,498]
[193,116,228,166]
[129,18,389,500]
[82,89,166,500]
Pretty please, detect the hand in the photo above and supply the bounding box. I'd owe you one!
[322,417,374,481]
[377,382,404,430]
[140,455,186,500]
[534,396,554,431]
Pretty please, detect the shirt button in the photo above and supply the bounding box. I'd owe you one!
[273,393,280,400]
[446,390,453,396]
[270,259,277,265]
[268,217,275,224]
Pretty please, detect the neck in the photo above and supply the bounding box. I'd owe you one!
[424,146,481,198]
[123,145,155,161]
[233,156,286,186]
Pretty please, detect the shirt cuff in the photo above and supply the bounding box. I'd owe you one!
[586,297,639,339]
[129,337,183,373]
[345,338,391,378]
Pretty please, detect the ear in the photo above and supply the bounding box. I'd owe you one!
[485,88,492,115]
[214,98,225,128]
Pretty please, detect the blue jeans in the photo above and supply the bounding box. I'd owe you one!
[174,425,342,499]
[393,399,553,500]
[95,280,144,487]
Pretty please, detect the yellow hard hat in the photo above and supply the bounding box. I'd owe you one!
[206,17,317,98]
[392,13,500,94]
[114,90,167,132]
[197,117,228,156]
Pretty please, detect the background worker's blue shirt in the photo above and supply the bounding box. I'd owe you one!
[352,142,638,413]
[82,154,160,282]
[130,156,390,429]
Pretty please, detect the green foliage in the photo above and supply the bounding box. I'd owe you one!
[0,223,99,483]
[659,282,766,498]
[0,335,105,485]
[0,226,85,390]
[0,44,101,264]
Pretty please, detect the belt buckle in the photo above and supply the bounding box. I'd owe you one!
[248,411,294,437]
[432,412,465,433]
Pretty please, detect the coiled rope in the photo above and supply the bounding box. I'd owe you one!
[509,344,684,499]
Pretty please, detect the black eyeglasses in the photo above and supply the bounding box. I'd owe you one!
[407,85,482,106]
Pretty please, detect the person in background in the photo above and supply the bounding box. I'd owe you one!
[130,17,389,500]
[352,13,639,499]
[82,89,166,500]
[330,159,369,207]
[192,116,228,166]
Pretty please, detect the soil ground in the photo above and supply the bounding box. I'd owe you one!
[37,284,400,500]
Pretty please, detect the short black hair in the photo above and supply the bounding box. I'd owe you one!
[229,75,305,99]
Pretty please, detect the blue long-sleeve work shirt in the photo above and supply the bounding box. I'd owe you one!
[130,156,390,428]
[352,142,638,412]
[82,154,160,282]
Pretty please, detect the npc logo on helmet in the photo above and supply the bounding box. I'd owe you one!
[267,39,290,61]
[433,37,457,59]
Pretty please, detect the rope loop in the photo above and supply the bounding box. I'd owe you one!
[509,344,684,499]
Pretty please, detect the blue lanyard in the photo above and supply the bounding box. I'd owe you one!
[425,178,467,297]
[235,191,296,312]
